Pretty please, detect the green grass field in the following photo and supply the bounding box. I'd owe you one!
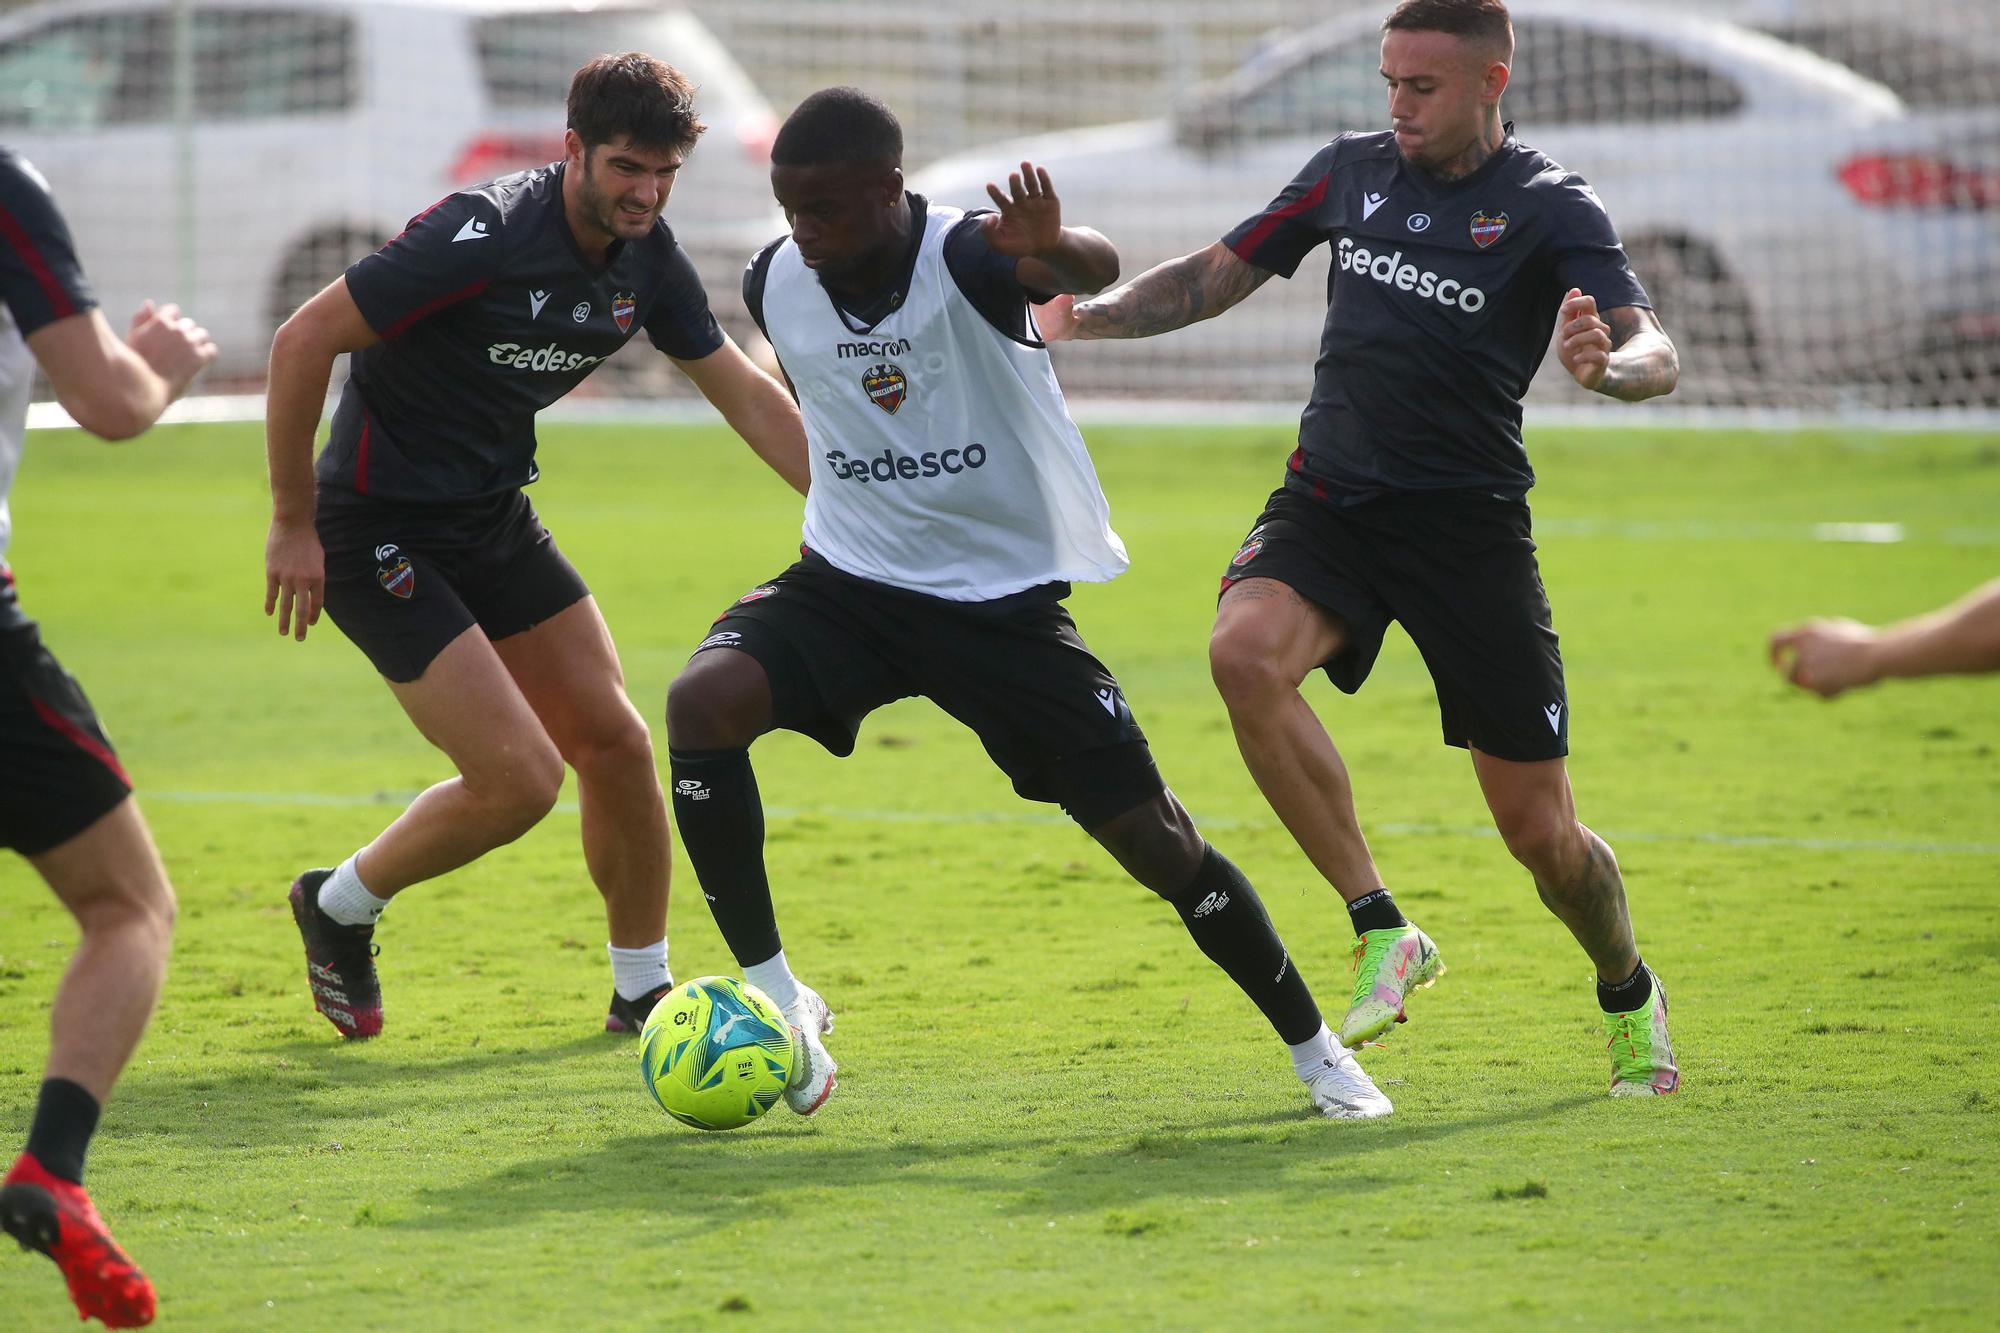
[2,420,1997,1329]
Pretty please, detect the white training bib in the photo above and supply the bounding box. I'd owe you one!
[762,204,1127,601]
[0,301,34,563]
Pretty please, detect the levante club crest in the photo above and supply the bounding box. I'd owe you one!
[862,362,908,414]
[612,291,636,332]
[374,543,415,599]
[1469,210,1509,249]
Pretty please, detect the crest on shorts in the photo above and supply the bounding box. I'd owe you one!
[612,291,636,332]
[1469,210,1509,249]
[374,543,415,600]
[1230,537,1265,568]
[861,362,908,415]
[737,585,777,604]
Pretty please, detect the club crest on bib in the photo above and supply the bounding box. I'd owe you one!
[374,543,415,600]
[612,291,636,332]
[1469,210,1509,249]
[861,362,908,414]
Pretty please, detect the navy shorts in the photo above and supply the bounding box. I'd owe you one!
[692,551,1165,827]
[317,489,590,683]
[0,623,132,855]
[1221,485,1569,762]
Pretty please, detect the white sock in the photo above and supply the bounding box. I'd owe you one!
[318,853,392,927]
[1287,1023,1343,1082]
[743,949,801,1013]
[608,939,671,1002]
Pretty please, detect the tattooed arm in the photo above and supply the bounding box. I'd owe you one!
[1037,242,1273,342]
[1557,290,1678,401]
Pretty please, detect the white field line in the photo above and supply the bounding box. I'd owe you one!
[26,394,2000,434]
[1528,517,2000,545]
[141,788,2000,857]
[31,403,1998,545]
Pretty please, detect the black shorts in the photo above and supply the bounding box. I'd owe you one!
[317,489,590,683]
[0,623,133,856]
[1221,485,1568,762]
[695,552,1166,827]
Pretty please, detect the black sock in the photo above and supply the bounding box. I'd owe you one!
[668,747,781,966]
[1597,960,1653,1013]
[1346,887,1405,935]
[1167,846,1323,1045]
[24,1078,100,1185]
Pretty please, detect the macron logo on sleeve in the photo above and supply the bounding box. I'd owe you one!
[453,216,491,243]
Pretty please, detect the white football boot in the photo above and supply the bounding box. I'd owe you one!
[1304,1045,1394,1120]
[783,983,837,1115]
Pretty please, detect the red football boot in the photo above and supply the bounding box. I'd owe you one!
[1,1152,156,1328]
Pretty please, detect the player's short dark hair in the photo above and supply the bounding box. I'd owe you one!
[1382,0,1514,58]
[771,87,903,170]
[567,52,706,156]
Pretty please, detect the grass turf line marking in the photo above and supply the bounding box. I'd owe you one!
[144,789,2000,857]
[1529,517,2000,545]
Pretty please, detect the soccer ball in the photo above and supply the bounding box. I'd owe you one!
[639,976,797,1131]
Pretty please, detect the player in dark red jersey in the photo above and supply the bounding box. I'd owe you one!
[1041,0,1683,1096]
[262,54,807,1042]
[2,146,217,1329]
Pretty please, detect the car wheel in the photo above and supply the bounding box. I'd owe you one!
[269,228,384,333]
[1622,235,1761,399]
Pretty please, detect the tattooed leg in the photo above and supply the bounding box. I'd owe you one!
[1532,826,1639,982]
[1471,751,1640,982]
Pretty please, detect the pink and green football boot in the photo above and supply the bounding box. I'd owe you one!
[1337,922,1445,1049]
[1604,968,1680,1096]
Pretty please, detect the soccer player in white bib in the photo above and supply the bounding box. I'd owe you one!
[665,88,1390,1120]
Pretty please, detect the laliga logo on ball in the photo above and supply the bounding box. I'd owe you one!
[639,977,796,1131]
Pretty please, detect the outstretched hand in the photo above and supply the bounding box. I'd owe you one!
[981,161,1063,259]
[1034,293,1080,343]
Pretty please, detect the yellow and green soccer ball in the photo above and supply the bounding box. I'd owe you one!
[640,976,796,1131]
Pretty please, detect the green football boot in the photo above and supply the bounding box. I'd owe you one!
[1336,921,1445,1049]
[1604,968,1680,1096]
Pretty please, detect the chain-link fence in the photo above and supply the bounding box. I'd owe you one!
[5,0,1996,412]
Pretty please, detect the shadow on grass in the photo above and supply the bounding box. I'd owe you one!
[387,1092,1598,1236]
[73,1032,638,1151]
[76,1027,1597,1232]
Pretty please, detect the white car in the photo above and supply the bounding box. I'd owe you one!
[0,0,779,378]
[912,3,2000,407]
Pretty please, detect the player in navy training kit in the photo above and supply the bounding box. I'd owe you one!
[263,55,808,1043]
[2,148,217,1327]
[1043,0,1684,1096]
